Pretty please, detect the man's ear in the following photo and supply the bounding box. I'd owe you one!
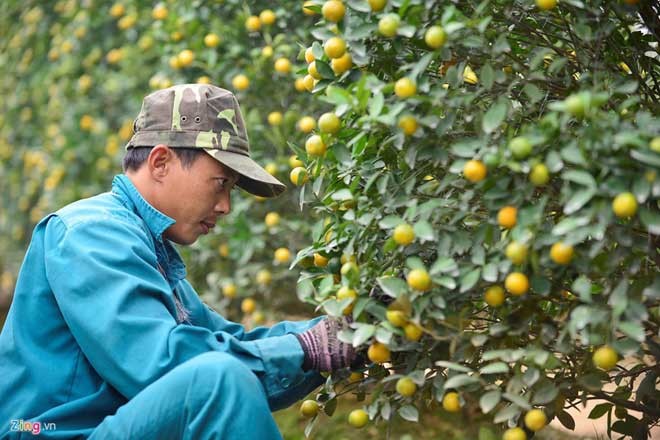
[148,144,174,179]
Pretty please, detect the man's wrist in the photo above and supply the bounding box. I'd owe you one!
[294,333,314,371]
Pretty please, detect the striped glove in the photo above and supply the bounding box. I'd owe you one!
[295,317,356,372]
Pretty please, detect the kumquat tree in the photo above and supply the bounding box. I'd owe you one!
[1,0,659,439]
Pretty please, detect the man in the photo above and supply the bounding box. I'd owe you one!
[0,84,355,439]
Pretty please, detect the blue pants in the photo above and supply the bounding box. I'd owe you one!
[88,352,283,439]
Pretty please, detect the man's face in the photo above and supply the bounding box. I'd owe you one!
[159,150,239,245]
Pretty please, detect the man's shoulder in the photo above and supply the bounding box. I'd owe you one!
[53,191,143,233]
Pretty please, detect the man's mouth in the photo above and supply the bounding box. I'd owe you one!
[200,221,215,234]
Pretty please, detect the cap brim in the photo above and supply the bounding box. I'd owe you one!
[204,149,287,198]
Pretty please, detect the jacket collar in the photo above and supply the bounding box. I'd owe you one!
[111,174,186,283]
[112,174,175,242]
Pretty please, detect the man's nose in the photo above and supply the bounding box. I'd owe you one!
[214,191,231,215]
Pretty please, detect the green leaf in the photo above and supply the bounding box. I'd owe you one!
[398,404,419,422]
[532,382,559,405]
[304,416,317,437]
[578,373,603,392]
[404,144,417,168]
[311,41,324,59]
[493,404,520,424]
[502,392,531,410]
[376,276,407,298]
[397,24,416,38]
[295,277,315,302]
[573,22,592,40]
[482,263,498,282]
[492,34,510,54]
[630,150,660,168]
[523,368,539,387]
[482,99,508,134]
[633,177,651,201]
[432,295,446,309]
[547,57,568,74]
[410,52,434,80]
[546,150,564,172]
[409,370,427,385]
[479,362,509,375]
[376,174,396,195]
[346,23,376,39]
[640,207,660,235]
[561,145,587,166]
[315,59,335,79]
[380,399,391,420]
[357,213,374,227]
[480,390,501,414]
[444,374,480,389]
[482,348,525,362]
[572,276,592,303]
[612,420,637,436]
[616,132,647,149]
[319,275,337,296]
[636,370,658,404]
[588,403,613,420]
[378,215,402,229]
[643,278,660,301]
[477,15,493,33]
[450,140,479,158]
[375,326,393,345]
[414,220,436,241]
[562,170,596,188]
[480,64,495,90]
[369,92,384,117]
[352,324,376,346]
[431,257,457,276]
[552,216,590,235]
[557,411,576,430]
[460,269,481,293]
[436,276,457,290]
[330,188,354,201]
[530,276,550,296]
[323,397,337,417]
[406,257,426,270]
[323,85,353,107]
[322,299,345,317]
[618,321,645,342]
[311,172,324,197]
[523,83,544,104]
[435,361,474,373]
[471,334,488,347]
[615,80,638,94]
[608,279,628,317]
[471,245,485,265]
[563,188,595,215]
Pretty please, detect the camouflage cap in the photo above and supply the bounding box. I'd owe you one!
[125,83,286,198]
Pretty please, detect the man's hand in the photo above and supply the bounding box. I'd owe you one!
[295,317,356,372]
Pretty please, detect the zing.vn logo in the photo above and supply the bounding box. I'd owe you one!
[10,420,57,435]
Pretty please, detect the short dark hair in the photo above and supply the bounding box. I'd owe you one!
[122,147,204,172]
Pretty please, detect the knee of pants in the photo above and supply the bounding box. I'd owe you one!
[180,351,264,398]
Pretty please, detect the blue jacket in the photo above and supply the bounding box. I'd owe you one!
[0,174,323,439]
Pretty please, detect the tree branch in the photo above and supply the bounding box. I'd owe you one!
[589,390,660,418]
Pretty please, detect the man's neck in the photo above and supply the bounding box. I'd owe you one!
[126,171,159,211]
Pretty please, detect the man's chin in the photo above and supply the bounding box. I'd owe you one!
[163,230,199,246]
[172,237,198,246]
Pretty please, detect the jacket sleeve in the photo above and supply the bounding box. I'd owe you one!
[44,215,323,410]
[177,279,327,409]
[177,278,324,340]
